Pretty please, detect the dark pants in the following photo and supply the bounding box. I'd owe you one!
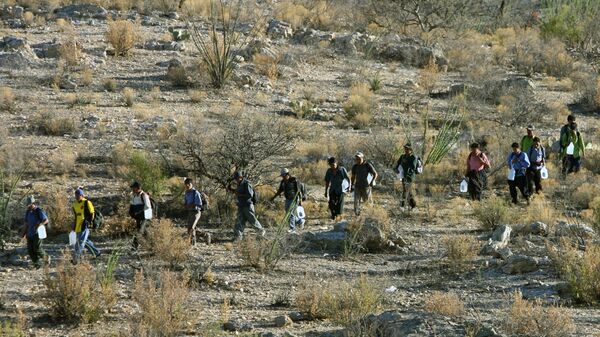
[508,175,529,204]
[467,170,485,201]
[562,155,581,175]
[132,218,149,249]
[27,235,46,268]
[401,181,417,208]
[526,168,542,194]
[328,190,344,219]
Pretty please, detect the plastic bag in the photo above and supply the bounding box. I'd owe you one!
[367,173,376,186]
[397,167,404,180]
[342,179,349,193]
[460,179,468,193]
[507,167,516,181]
[69,231,77,246]
[144,208,153,220]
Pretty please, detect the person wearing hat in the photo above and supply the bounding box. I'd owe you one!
[559,115,577,174]
[228,171,265,240]
[560,122,585,175]
[394,143,419,209]
[507,143,531,205]
[72,187,100,263]
[271,168,305,232]
[129,181,152,249]
[21,196,49,268]
[183,178,203,245]
[521,125,536,153]
[324,157,350,220]
[350,151,378,216]
[465,143,491,201]
[526,137,546,194]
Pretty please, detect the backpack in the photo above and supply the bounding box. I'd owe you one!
[84,200,104,230]
[142,192,158,219]
[199,191,209,211]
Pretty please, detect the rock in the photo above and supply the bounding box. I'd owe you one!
[236,39,277,60]
[491,224,512,242]
[274,314,293,327]
[54,4,108,19]
[376,35,448,68]
[223,319,254,332]
[480,225,512,256]
[303,231,346,252]
[0,50,38,69]
[287,311,306,322]
[32,41,61,58]
[169,28,190,41]
[144,40,185,51]
[491,247,513,260]
[167,11,179,20]
[515,222,548,236]
[502,255,539,274]
[555,221,594,239]
[475,325,506,337]
[362,222,388,252]
[292,28,334,45]
[331,32,374,55]
[500,76,535,91]
[362,311,465,337]
[1,6,24,19]
[0,36,29,51]
[267,19,293,39]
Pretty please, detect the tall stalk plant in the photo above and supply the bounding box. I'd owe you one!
[0,166,27,250]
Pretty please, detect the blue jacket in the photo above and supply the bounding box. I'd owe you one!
[507,151,530,176]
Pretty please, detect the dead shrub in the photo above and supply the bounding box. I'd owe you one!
[274,2,310,28]
[58,39,82,67]
[253,53,280,81]
[442,235,478,267]
[473,196,510,231]
[41,186,72,233]
[296,275,381,326]
[48,150,77,175]
[235,231,291,271]
[582,150,600,174]
[188,89,207,103]
[296,159,329,185]
[34,111,76,136]
[106,19,140,56]
[571,178,600,209]
[343,83,374,129]
[144,218,189,266]
[504,291,574,337]
[424,291,465,317]
[0,87,16,112]
[43,256,116,323]
[548,240,600,304]
[133,270,190,337]
[81,67,94,87]
[103,78,117,92]
[122,87,135,107]
[167,64,190,87]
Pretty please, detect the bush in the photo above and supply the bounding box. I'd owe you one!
[133,270,190,337]
[343,83,374,129]
[591,197,600,233]
[473,196,510,230]
[548,240,600,304]
[167,64,190,87]
[58,39,81,67]
[122,87,135,107]
[144,219,189,266]
[43,257,116,323]
[40,186,72,233]
[103,78,117,92]
[296,275,381,325]
[442,235,478,267]
[112,147,167,196]
[0,87,16,112]
[34,111,76,136]
[504,291,574,337]
[106,19,140,56]
[253,53,280,81]
[424,291,465,317]
[571,178,600,209]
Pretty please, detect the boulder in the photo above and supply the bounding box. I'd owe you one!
[223,319,254,332]
[144,40,185,51]
[514,222,548,236]
[292,28,334,45]
[491,224,512,242]
[236,39,277,60]
[267,19,293,39]
[362,311,465,337]
[0,36,29,51]
[500,76,535,92]
[0,50,38,69]
[480,225,512,256]
[0,6,24,19]
[376,35,448,68]
[169,28,190,41]
[331,32,375,55]
[32,41,61,58]
[274,314,293,327]
[491,247,513,260]
[555,221,594,239]
[303,231,346,252]
[54,4,108,19]
[502,255,539,274]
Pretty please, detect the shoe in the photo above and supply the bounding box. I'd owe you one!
[300,219,305,230]
[94,252,101,259]
[260,229,266,237]
[287,229,296,234]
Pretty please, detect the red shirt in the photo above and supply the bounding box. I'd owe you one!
[467,152,490,172]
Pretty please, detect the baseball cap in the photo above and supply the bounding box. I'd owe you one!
[26,195,35,206]
[130,181,141,189]
[280,168,289,176]
[526,125,534,131]
[355,151,364,158]
[75,187,84,197]
[232,171,242,179]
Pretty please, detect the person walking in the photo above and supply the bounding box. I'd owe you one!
[129,181,152,249]
[559,115,577,173]
[521,125,536,153]
[526,137,545,194]
[561,122,585,175]
[394,143,419,209]
[183,178,203,245]
[228,171,265,241]
[507,143,531,205]
[271,168,305,232]
[465,143,491,201]
[22,196,49,269]
[72,187,100,263]
[324,157,350,220]
[350,152,378,216]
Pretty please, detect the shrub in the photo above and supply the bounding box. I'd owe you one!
[0,87,16,112]
[103,78,117,92]
[504,291,575,337]
[43,257,116,323]
[167,64,190,87]
[122,87,135,107]
[0,321,26,337]
[253,53,280,81]
[424,291,465,317]
[188,89,206,103]
[34,111,76,136]
[81,67,94,87]
[571,179,600,209]
[145,219,189,266]
[133,270,190,337]
[548,240,600,304]
[343,83,374,129]
[40,186,72,233]
[473,196,510,230]
[296,275,381,325]
[235,216,294,271]
[106,19,140,57]
[58,39,81,67]
[591,197,600,233]
[442,234,478,267]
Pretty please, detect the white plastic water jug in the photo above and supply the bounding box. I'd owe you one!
[566,142,575,155]
[540,166,549,180]
[296,205,306,219]
[460,179,468,193]
[507,167,516,181]
[342,179,350,193]
[37,225,47,239]
[144,208,153,220]
[69,231,77,246]
[397,167,404,180]
[367,173,376,186]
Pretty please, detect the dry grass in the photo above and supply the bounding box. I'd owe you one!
[296,275,381,325]
[424,291,466,317]
[81,67,94,87]
[548,239,600,304]
[122,87,135,107]
[343,82,375,129]
[103,78,117,92]
[48,150,77,175]
[167,64,189,87]
[254,53,280,81]
[133,270,190,337]
[34,111,76,136]
[58,39,81,67]
[571,177,600,209]
[0,86,16,112]
[504,291,574,337]
[235,231,290,271]
[188,89,207,103]
[274,2,310,28]
[106,19,140,57]
[442,234,479,267]
[41,185,73,233]
[473,196,510,230]
[144,218,189,266]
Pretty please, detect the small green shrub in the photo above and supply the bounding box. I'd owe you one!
[473,196,510,230]
[34,111,76,136]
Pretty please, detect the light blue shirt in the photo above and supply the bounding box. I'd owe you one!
[507,151,530,177]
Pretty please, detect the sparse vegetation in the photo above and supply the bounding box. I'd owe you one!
[34,111,76,136]
[504,291,575,337]
[344,82,374,129]
[473,196,511,230]
[106,19,140,57]
[144,218,189,266]
[424,291,466,317]
[0,87,16,112]
[122,87,135,107]
[443,234,479,267]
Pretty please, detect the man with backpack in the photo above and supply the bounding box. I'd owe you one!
[465,143,491,201]
[72,187,100,263]
[350,152,378,216]
[560,122,585,175]
[229,171,265,241]
[526,137,545,194]
[129,181,152,249]
[394,143,419,209]
[521,125,535,153]
[183,178,203,246]
[324,157,350,220]
[272,168,306,232]
[22,196,50,269]
[559,115,577,173]
[507,143,531,205]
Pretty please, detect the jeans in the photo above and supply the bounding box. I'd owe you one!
[353,187,372,215]
[328,190,344,219]
[234,204,264,240]
[187,210,201,245]
[132,218,149,249]
[74,228,100,261]
[27,234,46,268]
[508,175,529,204]
[284,199,303,230]
[526,168,543,194]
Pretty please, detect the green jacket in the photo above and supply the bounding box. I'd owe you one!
[521,135,534,154]
[395,154,418,183]
[561,130,585,158]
